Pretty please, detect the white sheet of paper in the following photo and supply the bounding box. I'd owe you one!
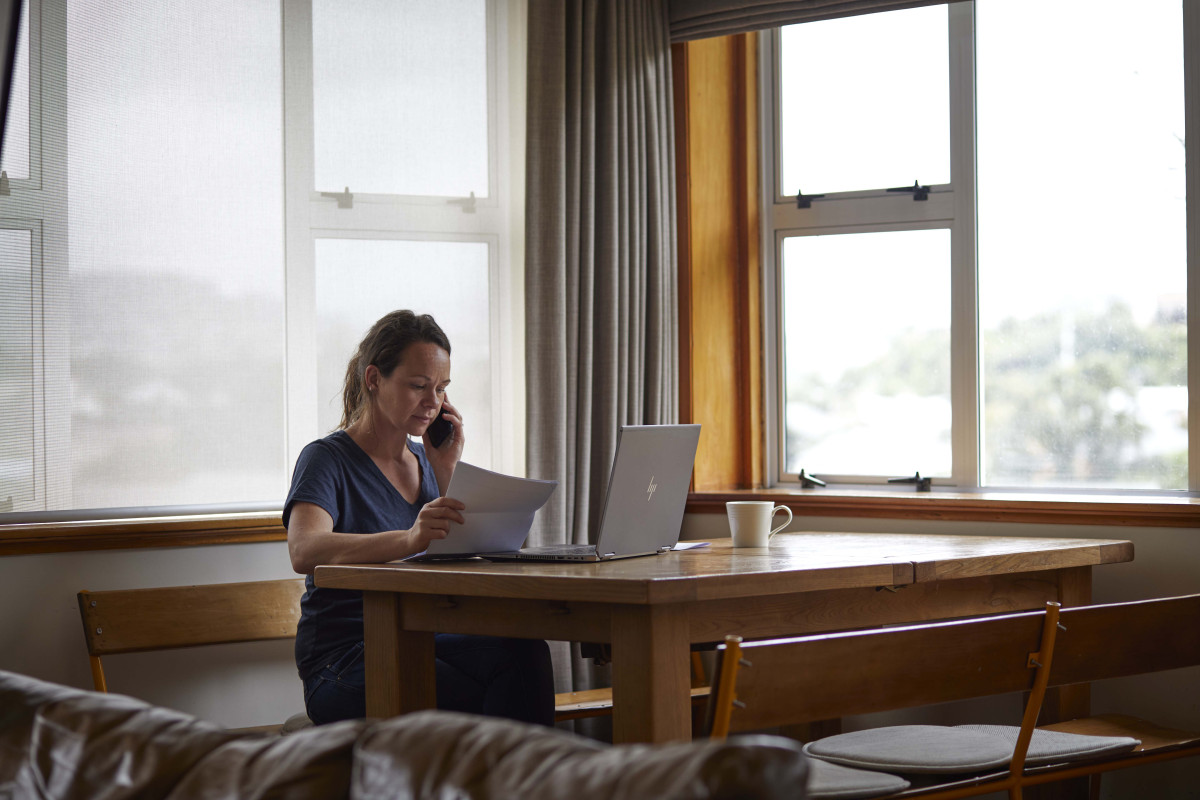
[416,462,558,556]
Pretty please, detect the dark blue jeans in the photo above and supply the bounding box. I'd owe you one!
[302,634,555,727]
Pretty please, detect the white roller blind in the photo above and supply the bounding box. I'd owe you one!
[0,0,286,514]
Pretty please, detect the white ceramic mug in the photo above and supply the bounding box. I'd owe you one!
[726,501,793,548]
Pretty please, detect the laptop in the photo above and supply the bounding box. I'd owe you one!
[482,424,701,563]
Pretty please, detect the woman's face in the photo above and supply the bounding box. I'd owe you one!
[368,342,451,439]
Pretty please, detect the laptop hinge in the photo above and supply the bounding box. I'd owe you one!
[602,552,617,559]
[657,545,671,554]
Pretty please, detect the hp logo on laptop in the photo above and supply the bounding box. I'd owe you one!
[646,476,658,501]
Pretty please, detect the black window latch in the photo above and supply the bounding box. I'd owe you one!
[798,469,826,488]
[796,189,826,209]
[886,180,930,201]
[888,471,932,491]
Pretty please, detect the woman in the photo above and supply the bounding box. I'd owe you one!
[284,310,555,726]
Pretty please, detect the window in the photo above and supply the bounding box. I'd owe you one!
[976,0,1186,490]
[313,238,494,458]
[781,229,951,478]
[764,1,1193,493]
[291,0,513,475]
[0,0,518,519]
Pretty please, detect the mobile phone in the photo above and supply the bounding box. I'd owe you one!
[428,408,453,448]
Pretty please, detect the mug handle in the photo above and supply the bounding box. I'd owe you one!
[768,505,793,537]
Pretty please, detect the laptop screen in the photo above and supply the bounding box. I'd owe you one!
[593,424,701,556]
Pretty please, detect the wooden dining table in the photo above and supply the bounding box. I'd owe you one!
[313,531,1133,744]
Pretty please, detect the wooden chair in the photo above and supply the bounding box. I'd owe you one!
[555,651,711,726]
[77,578,709,730]
[705,595,1200,799]
[1022,593,1200,795]
[706,603,1063,799]
[77,579,310,734]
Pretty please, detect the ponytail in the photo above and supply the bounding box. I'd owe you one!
[339,353,365,430]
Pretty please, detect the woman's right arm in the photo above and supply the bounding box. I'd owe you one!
[286,497,466,575]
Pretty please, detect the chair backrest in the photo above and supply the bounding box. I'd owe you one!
[1049,593,1200,687]
[705,602,1061,738]
[77,579,306,692]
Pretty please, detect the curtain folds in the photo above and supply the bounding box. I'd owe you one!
[667,0,965,41]
[525,0,678,709]
[525,0,677,552]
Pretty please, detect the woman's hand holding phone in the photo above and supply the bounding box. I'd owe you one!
[424,397,464,496]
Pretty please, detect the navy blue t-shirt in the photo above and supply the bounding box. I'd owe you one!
[283,430,440,681]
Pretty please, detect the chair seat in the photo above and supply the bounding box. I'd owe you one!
[1039,714,1200,758]
[806,758,910,800]
[553,685,710,722]
[954,723,1139,766]
[803,725,1013,775]
[281,711,315,734]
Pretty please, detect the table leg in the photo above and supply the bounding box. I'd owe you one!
[362,591,436,718]
[1044,566,1092,723]
[1031,567,1093,800]
[610,604,692,744]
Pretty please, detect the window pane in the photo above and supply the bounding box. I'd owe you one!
[781,230,951,477]
[315,239,492,467]
[63,0,285,511]
[0,0,28,179]
[312,0,488,197]
[0,229,32,511]
[978,0,1186,490]
[779,6,949,197]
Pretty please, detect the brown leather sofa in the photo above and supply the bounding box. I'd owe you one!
[0,670,808,799]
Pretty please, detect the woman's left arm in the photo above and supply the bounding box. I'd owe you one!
[424,396,464,496]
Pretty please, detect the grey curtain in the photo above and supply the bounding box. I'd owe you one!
[525,0,677,549]
[668,0,967,42]
[525,0,678,710]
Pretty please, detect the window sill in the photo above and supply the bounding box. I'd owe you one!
[686,488,1200,528]
[4,489,1196,557]
[0,512,286,556]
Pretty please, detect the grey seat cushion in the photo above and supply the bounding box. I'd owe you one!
[803,725,1012,774]
[955,724,1140,766]
[806,758,911,799]
[281,711,314,735]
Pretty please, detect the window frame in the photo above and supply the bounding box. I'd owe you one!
[759,2,1199,496]
[0,0,69,512]
[281,0,519,479]
[0,0,521,531]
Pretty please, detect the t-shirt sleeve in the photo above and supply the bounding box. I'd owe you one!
[283,441,342,529]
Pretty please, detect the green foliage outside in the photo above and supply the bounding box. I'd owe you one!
[983,303,1186,488]
[787,302,1188,489]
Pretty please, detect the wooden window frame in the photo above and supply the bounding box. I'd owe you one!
[672,35,1200,529]
[0,513,286,556]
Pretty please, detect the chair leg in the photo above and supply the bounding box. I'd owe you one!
[89,655,107,693]
[690,651,706,687]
